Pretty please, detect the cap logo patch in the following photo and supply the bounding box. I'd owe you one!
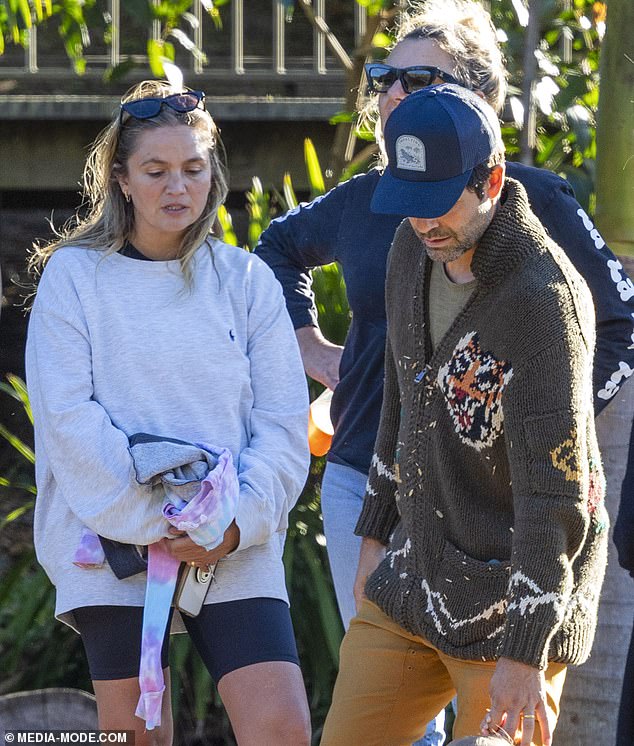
[395,134,427,172]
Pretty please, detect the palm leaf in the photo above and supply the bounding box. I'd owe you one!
[304,139,326,198]
[0,424,35,464]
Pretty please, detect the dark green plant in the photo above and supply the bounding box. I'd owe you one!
[0,0,96,73]
[0,375,35,527]
[0,375,90,696]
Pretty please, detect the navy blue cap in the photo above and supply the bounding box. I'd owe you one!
[371,84,503,219]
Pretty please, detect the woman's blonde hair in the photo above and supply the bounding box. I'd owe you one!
[359,0,507,156]
[29,80,228,281]
[395,0,507,114]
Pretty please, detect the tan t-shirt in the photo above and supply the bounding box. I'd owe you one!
[428,259,477,350]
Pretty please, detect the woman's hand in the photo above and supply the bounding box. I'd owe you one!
[163,520,241,567]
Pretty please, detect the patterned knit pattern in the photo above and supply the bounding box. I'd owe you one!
[356,179,608,670]
[437,331,514,451]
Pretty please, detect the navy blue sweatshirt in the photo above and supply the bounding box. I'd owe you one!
[256,162,634,475]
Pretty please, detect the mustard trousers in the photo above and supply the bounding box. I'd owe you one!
[320,600,567,746]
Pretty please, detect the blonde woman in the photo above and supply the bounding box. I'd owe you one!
[26,81,310,746]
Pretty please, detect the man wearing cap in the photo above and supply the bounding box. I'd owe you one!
[320,84,608,746]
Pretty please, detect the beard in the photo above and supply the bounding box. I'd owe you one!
[422,235,473,263]
[412,205,492,265]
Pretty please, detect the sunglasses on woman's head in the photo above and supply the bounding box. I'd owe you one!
[119,90,205,123]
[364,63,461,94]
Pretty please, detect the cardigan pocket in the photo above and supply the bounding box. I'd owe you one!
[430,539,511,648]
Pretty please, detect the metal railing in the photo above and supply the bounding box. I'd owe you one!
[3,0,368,77]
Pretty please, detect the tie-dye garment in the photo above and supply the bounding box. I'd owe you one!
[73,438,239,730]
[134,540,179,729]
[161,445,239,550]
[72,526,105,568]
[135,444,239,729]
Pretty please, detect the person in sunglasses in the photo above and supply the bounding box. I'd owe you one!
[25,80,311,746]
[255,2,633,741]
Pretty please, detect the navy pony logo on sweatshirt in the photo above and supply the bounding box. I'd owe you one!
[437,331,513,451]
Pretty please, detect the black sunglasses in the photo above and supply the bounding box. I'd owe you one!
[119,90,205,123]
[364,63,461,94]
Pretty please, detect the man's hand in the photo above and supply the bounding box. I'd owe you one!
[353,537,386,613]
[162,520,240,567]
[482,657,552,746]
[296,326,343,391]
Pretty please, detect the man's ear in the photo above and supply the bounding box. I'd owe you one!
[486,164,505,200]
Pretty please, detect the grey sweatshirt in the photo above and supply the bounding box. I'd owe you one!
[26,240,309,629]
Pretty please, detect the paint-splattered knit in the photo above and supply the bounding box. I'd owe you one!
[356,178,608,670]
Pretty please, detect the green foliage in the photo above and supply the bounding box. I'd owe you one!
[0,375,35,524]
[489,0,603,210]
[147,38,175,78]
[228,140,350,345]
[148,1,209,75]
[216,204,238,247]
[371,30,392,49]
[115,1,215,81]
[0,1,219,79]
[304,139,327,199]
[0,0,40,48]
[0,1,606,212]
[329,111,355,126]
[0,0,94,72]
[245,177,272,250]
[0,375,90,696]
[356,0,393,14]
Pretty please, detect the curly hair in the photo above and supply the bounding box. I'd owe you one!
[467,149,506,199]
[30,80,228,283]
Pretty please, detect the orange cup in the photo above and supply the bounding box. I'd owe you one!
[308,388,334,457]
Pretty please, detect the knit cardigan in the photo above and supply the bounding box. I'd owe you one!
[356,178,609,670]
